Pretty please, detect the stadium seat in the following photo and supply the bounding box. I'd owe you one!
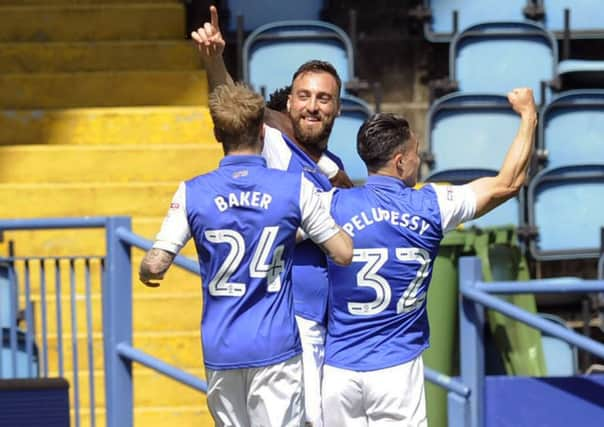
[0,265,15,328]
[328,96,372,183]
[539,90,604,170]
[1,328,39,379]
[450,21,557,104]
[528,165,604,260]
[541,0,604,38]
[556,60,604,91]
[423,0,530,42]
[424,93,519,176]
[243,20,354,98]
[539,313,579,376]
[426,169,522,228]
[224,0,324,33]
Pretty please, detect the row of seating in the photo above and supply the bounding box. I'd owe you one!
[231,8,604,265]
[217,0,604,41]
[423,0,604,41]
[425,90,604,174]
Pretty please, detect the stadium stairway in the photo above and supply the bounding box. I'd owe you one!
[0,0,217,425]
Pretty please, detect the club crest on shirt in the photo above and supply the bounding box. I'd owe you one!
[446,186,454,201]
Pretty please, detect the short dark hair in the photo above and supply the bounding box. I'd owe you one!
[209,83,265,153]
[291,60,342,98]
[357,113,412,172]
[266,85,291,112]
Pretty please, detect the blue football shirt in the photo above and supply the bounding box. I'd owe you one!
[263,125,345,324]
[153,155,339,370]
[325,175,476,371]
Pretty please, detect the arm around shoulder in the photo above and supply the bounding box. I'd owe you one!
[318,230,353,266]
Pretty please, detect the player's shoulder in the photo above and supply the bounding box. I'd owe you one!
[185,169,219,187]
[404,183,441,213]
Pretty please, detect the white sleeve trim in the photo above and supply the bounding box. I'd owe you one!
[153,182,191,254]
[430,183,477,233]
[262,125,292,171]
[299,176,340,244]
[317,154,339,179]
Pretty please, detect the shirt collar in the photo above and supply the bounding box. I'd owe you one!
[219,155,266,168]
[365,174,409,191]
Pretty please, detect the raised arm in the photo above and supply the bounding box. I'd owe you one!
[468,88,538,218]
[191,5,233,91]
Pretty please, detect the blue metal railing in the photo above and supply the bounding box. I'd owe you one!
[1,217,476,427]
[454,256,604,427]
[0,218,108,427]
[105,222,207,426]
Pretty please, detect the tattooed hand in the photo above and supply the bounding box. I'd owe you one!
[139,248,176,288]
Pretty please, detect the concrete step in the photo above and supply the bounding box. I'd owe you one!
[0,41,200,73]
[0,107,214,145]
[30,293,202,335]
[1,218,199,258]
[0,182,186,217]
[0,107,215,145]
[0,144,220,181]
[6,254,201,297]
[0,4,184,42]
[0,70,207,109]
[80,406,213,427]
[45,331,204,372]
[49,367,208,409]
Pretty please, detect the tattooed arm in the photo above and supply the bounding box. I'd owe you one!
[139,248,176,288]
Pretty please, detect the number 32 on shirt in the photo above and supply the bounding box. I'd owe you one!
[348,247,430,316]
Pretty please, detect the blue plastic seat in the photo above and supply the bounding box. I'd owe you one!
[423,0,529,42]
[541,0,604,38]
[328,96,373,183]
[539,90,604,170]
[450,21,557,104]
[556,61,604,91]
[425,93,519,176]
[528,165,604,260]
[539,313,578,376]
[426,169,522,228]
[0,265,16,328]
[224,0,324,32]
[1,328,39,379]
[243,21,354,99]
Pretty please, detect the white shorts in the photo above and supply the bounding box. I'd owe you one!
[295,315,326,427]
[322,356,427,427]
[205,355,305,427]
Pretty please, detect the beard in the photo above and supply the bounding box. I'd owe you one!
[291,115,335,153]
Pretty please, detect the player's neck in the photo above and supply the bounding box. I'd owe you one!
[225,148,262,156]
[369,165,402,181]
[297,142,323,162]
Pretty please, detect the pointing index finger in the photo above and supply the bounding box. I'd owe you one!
[210,5,220,30]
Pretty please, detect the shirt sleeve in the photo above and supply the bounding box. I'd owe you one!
[152,182,192,254]
[261,125,292,171]
[298,175,340,244]
[430,183,477,233]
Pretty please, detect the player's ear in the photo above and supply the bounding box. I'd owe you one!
[394,152,404,171]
